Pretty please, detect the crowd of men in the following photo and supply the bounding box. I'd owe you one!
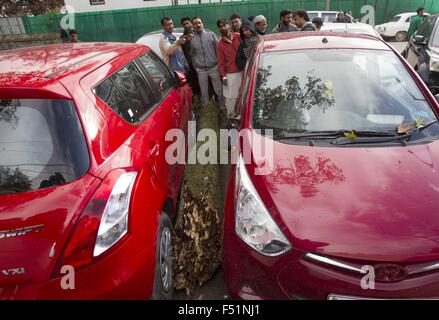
[159,9,322,117]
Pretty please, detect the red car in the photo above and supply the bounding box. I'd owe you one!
[0,42,192,299]
[223,32,439,299]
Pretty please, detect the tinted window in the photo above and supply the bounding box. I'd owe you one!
[137,52,174,99]
[322,13,337,23]
[96,62,156,124]
[417,16,437,39]
[0,99,89,195]
[94,78,133,121]
[405,16,411,23]
[391,16,401,22]
[308,12,318,21]
[253,50,437,140]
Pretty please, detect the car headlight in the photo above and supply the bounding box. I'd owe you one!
[93,171,137,257]
[235,155,291,256]
[430,52,439,73]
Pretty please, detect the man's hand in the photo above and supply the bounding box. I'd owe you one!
[223,77,227,86]
[185,33,194,41]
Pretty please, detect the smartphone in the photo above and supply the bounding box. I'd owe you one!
[183,25,193,36]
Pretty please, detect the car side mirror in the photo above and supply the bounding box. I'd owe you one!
[174,71,187,87]
[414,35,426,46]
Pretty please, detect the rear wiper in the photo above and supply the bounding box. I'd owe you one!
[333,120,438,146]
[273,129,395,141]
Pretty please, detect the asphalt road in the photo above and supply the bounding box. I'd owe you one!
[174,39,410,301]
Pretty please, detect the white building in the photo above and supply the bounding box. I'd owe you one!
[63,0,235,12]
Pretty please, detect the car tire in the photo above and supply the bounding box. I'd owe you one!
[395,31,406,42]
[151,212,174,300]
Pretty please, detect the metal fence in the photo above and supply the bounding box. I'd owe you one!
[19,0,439,43]
[0,17,26,36]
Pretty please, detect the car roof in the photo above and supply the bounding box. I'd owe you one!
[321,23,379,37]
[262,32,390,52]
[140,28,184,37]
[0,42,146,93]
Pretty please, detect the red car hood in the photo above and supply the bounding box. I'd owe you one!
[251,134,439,263]
[0,174,100,286]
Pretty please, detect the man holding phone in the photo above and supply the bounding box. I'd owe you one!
[180,16,200,95]
[159,16,188,73]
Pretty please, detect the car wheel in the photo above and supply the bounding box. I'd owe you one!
[151,213,174,300]
[395,31,406,42]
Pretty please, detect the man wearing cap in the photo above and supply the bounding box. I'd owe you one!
[312,17,323,31]
[254,15,268,35]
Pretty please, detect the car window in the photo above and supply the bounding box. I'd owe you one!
[405,16,411,23]
[137,52,174,100]
[253,49,438,141]
[391,16,401,22]
[417,16,438,40]
[95,78,135,122]
[322,13,337,23]
[0,99,89,195]
[308,12,318,21]
[95,62,156,124]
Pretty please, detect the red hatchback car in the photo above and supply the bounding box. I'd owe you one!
[0,42,192,299]
[223,32,439,299]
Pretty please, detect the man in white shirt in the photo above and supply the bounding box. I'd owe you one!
[159,17,189,73]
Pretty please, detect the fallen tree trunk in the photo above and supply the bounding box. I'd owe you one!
[172,100,223,296]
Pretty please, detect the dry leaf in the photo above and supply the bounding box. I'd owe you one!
[397,123,414,134]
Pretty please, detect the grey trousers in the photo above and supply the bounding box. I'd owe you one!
[195,66,225,108]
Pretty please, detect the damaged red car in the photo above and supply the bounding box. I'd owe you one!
[0,42,192,299]
[223,32,439,299]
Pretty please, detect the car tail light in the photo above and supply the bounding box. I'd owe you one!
[53,169,137,276]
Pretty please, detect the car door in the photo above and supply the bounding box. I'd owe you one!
[97,61,176,194]
[134,51,190,197]
[407,16,437,67]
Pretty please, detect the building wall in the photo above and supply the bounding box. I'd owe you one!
[63,0,235,13]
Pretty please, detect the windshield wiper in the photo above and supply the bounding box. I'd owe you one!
[273,129,395,141]
[332,120,438,146]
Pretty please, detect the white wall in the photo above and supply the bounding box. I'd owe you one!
[64,0,237,13]
[64,0,173,13]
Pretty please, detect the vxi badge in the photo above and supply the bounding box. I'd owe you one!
[1,267,25,277]
[0,224,44,239]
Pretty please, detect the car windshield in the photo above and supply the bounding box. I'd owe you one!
[391,15,401,22]
[308,12,318,20]
[0,99,89,195]
[326,27,375,37]
[253,49,438,137]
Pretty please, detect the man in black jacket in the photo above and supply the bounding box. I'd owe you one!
[293,9,317,31]
[235,19,259,71]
